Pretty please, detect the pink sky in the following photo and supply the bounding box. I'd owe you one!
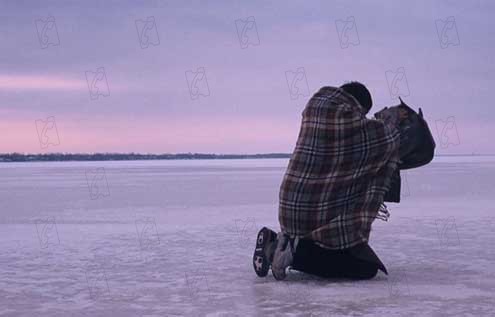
[1,1,493,154]
[1,108,299,153]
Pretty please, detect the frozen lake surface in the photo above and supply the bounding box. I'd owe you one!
[1,157,495,316]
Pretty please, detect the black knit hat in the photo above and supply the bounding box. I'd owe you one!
[340,81,373,114]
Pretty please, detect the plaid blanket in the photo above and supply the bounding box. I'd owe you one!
[279,86,400,250]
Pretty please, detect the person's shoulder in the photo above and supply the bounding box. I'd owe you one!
[310,86,341,100]
[308,86,359,108]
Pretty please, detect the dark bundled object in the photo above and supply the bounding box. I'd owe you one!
[375,97,436,202]
[375,97,436,169]
[396,98,436,169]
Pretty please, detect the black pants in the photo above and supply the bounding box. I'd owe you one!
[291,239,381,280]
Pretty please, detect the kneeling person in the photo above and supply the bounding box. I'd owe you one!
[253,82,404,280]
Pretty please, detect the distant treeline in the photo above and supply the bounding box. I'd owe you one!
[0,152,488,163]
[0,153,292,162]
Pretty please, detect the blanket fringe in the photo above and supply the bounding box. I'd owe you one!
[376,203,390,221]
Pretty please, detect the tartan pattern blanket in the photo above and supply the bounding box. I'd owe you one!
[279,86,400,249]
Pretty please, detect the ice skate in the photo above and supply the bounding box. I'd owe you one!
[252,227,277,277]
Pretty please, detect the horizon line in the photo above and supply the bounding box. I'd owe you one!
[1,152,494,157]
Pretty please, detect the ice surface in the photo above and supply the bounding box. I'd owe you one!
[1,158,495,316]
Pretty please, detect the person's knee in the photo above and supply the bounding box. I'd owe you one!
[360,268,378,280]
[351,267,378,280]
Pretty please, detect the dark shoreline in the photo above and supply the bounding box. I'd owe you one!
[0,153,291,163]
[0,153,492,163]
